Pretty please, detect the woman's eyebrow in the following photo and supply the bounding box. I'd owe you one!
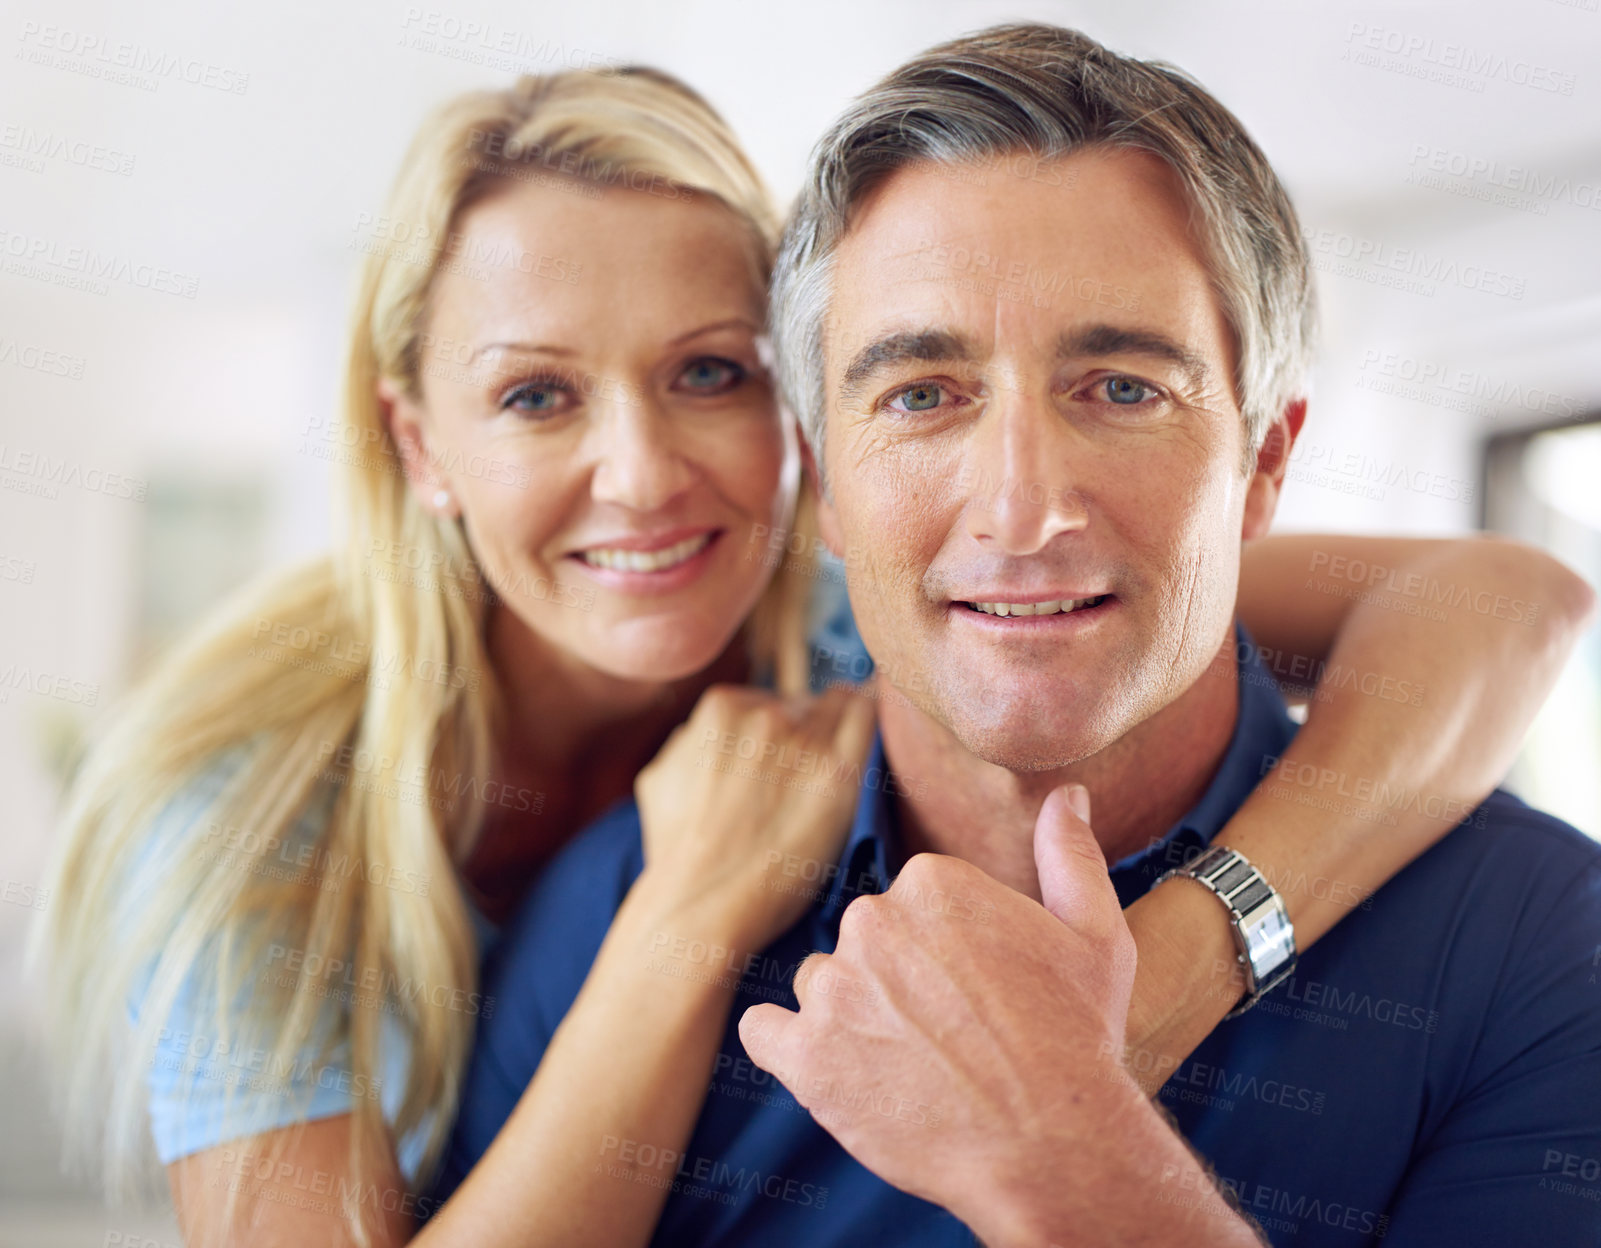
[666,316,762,346]
[463,318,759,372]
[468,341,576,365]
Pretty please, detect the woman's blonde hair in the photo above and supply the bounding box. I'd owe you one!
[38,66,809,1242]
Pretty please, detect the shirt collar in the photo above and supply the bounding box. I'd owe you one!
[818,732,898,922]
[824,622,1300,916]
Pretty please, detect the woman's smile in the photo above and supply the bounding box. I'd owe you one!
[568,526,725,593]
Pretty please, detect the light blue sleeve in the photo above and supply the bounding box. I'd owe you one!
[145,975,364,1164]
[132,761,379,1166]
[131,757,495,1183]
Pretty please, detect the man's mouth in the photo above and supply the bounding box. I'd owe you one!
[962,594,1110,618]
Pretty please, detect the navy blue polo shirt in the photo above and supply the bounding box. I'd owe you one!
[434,630,1601,1245]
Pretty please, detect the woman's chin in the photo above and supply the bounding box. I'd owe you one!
[581,628,738,686]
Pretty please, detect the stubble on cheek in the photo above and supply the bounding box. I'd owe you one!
[832,458,952,712]
[1146,501,1239,706]
[843,529,928,671]
[1156,548,1206,700]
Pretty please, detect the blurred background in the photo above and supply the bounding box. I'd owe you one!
[1,0,1597,1241]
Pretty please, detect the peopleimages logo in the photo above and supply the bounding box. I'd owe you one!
[1287,440,1475,506]
[1160,1164,1392,1240]
[0,663,99,706]
[0,124,136,175]
[598,1135,830,1209]
[1407,145,1601,213]
[15,22,250,94]
[910,237,1142,312]
[1342,23,1578,96]
[1302,227,1526,300]
[0,224,199,298]
[0,335,86,379]
[1355,348,1582,422]
[1163,1057,1328,1116]
[0,443,147,502]
[1306,549,1543,627]
[264,944,493,1019]
[397,9,620,74]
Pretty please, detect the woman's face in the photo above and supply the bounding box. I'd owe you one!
[385,176,791,683]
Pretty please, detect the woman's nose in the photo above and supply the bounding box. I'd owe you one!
[588,395,698,512]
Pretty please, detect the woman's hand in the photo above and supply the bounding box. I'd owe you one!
[428,685,873,1248]
[635,682,876,951]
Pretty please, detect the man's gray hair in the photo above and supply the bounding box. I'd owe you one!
[771,23,1317,475]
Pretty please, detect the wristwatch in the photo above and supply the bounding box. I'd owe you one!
[1154,844,1297,1019]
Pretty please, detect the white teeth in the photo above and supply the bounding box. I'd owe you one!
[582,532,712,572]
[967,596,1105,617]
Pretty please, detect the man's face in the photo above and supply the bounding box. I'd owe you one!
[816,147,1282,771]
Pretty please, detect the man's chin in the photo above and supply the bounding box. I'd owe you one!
[933,680,1125,773]
[952,724,1113,773]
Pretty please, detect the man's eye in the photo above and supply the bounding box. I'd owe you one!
[1102,376,1155,405]
[676,357,745,392]
[888,383,947,413]
[500,382,568,416]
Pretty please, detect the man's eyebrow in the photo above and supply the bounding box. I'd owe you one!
[838,329,978,405]
[1057,324,1211,391]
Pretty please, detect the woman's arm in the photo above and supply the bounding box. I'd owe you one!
[166,686,873,1247]
[422,684,874,1246]
[1121,533,1596,1095]
[168,1117,413,1246]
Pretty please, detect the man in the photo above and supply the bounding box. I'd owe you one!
[437,24,1601,1245]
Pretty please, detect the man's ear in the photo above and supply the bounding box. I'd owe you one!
[800,438,845,558]
[378,376,456,517]
[1242,397,1306,541]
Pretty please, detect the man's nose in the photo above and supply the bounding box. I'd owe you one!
[588,392,697,511]
[960,386,1088,555]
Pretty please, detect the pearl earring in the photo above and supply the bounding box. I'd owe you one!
[433,488,453,511]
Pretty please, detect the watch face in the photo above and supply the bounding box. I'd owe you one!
[1246,905,1297,972]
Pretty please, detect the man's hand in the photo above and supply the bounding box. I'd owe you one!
[739,786,1262,1247]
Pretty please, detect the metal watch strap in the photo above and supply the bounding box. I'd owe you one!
[1154,844,1297,1019]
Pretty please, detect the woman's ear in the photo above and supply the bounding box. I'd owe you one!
[378,377,457,517]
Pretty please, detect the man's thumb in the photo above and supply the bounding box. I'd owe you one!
[1034,784,1114,924]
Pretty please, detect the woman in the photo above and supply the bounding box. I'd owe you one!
[38,66,1594,1247]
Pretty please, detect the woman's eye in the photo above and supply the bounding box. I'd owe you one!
[500,382,569,416]
[1101,376,1155,405]
[888,382,947,413]
[676,357,745,393]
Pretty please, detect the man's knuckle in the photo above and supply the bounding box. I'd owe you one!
[898,852,942,885]
[1112,925,1138,972]
[749,703,792,739]
[838,894,882,940]
[697,684,743,723]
